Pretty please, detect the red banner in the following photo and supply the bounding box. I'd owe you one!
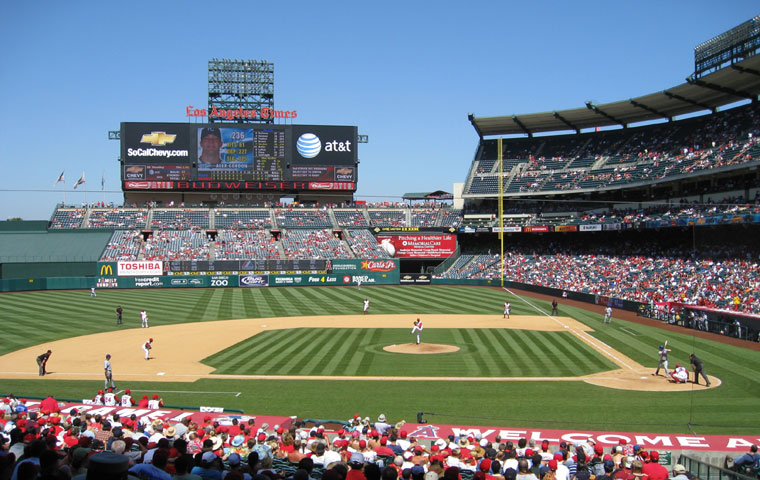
[376,234,457,258]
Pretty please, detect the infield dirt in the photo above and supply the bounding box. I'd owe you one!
[0,314,718,391]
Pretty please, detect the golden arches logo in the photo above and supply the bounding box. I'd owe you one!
[100,265,114,276]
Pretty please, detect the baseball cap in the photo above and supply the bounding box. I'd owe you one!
[548,460,557,471]
[228,453,241,466]
[673,465,686,474]
[106,354,111,358]
[411,465,425,476]
[603,460,614,471]
[201,127,222,140]
[349,452,365,465]
[202,451,216,463]
[650,451,660,461]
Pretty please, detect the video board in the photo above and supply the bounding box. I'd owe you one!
[121,122,357,192]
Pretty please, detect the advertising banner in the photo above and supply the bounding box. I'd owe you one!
[579,224,602,232]
[376,234,457,259]
[117,261,163,277]
[491,226,522,233]
[553,225,578,232]
[399,273,432,284]
[522,226,549,233]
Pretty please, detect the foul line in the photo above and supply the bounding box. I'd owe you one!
[503,287,638,371]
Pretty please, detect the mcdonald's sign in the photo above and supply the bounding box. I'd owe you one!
[98,263,117,277]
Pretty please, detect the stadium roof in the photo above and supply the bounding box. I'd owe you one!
[470,55,760,137]
[402,190,453,200]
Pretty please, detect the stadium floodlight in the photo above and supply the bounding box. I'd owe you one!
[208,59,275,124]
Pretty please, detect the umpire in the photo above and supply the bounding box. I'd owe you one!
[690,353,711,386]
[36,349,52,376]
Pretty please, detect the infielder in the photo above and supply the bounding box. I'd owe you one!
[411,318,423,345]
[504,301,511,319]
[140,309,149,328]
[143,338,153,360]
[603,306,612,324]
[654,344,671,376]
[363,298,370,315]
[104,354,115,390]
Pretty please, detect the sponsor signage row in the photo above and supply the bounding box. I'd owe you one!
[376,234,457,259]
[399,273,432,285]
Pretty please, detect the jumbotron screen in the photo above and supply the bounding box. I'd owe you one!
[121,122,357,192]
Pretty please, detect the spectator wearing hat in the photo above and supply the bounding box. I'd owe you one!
[375,414,391,436]
[614,457,634,480]
[553,452,569,480]
[669,464,689,480]
[642,451,667,480]
[192,451,223,479]
[120,389,135,407]
[348,452,367,480]
[596,460,615,480]
[223,452,252,480]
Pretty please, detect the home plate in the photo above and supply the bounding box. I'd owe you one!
[262,324,267,328]
[157,372,165,376]
[640,376,648,379]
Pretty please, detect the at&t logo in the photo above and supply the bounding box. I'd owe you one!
[297,133,321,158]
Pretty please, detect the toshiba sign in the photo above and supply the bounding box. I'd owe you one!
[117,261,164,277]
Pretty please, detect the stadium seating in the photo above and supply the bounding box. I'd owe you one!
[143,230,211,261]
[49,207,86,229]
[214,209,273,229]
[345,229,390,259]
[274,208,332,228]
[215,230,281,259]
[87,208,148,229]
[333,209,370,227]
[100,230,142,261]
[150,209,210,230]
[281,229,351,259]
[368,210,407,227]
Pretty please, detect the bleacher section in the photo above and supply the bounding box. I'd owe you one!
[274,208,332,228]
[143,230,210,261]
[215,230,280,259]
[333,209,369,227]
[49,207,86,229]
[410,209,438,227]
[465,102,760,196]
[345,229,390,258]
[214,209,272,229]
[86,208,147,229]
[438,209,463,227]
[150,209,210,230]
[281,229,350,259]
[100,230,142,261]
[368,210,406,227]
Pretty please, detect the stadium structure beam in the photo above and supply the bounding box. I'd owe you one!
[468,113,484,140]
[512,115,533,137]
[662,90,716,112]
[629,99,672,121]
[553,111,580,133]
[731,64,760,78]
[585,101,626,128]
[686,75,755,101]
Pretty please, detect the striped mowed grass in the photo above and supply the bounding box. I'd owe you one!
[1,285,760,433]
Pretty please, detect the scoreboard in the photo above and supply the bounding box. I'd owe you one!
[121,123,357,192]
[166,259,327,272]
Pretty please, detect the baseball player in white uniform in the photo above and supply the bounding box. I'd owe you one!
[103,388,118,406]
[104,354,115,389]
[140,309,149,328]
[504,301,511,319]
[671,363,688,383]
[143,338,153,360]
[411,318,423,345]
[603,306,612,324]
[120,389,135,406]
[363,298,370,315]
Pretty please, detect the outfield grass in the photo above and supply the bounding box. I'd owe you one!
[1,285,758,434]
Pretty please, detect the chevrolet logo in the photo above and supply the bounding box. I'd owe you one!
[141,131,177,146]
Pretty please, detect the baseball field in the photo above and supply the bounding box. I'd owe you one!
[0,284,758,435]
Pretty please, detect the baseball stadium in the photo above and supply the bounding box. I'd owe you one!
[2,15,760,480]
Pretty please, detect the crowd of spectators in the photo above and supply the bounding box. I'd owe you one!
[86,209,147,229]
[143,231,211,262]
[100,231,143,262]
[150,210,210,231]
[281,230,351,260]
[446,229,760,315]
[216,231,281,260]
[0,398,718,480]
[345,230,391,259]
[466,101,760,196]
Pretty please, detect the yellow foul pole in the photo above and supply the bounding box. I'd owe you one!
[498,138,504,287]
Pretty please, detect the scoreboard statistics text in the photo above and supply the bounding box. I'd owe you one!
[121,123,357,192]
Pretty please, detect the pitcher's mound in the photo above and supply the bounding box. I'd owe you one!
[383,343,460,354]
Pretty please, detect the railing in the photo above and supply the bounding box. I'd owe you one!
[679,454,758,480]
[432,245,461,276]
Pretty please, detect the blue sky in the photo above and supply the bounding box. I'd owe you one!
[0,1,757,220]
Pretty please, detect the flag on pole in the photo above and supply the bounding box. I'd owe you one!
[53,171,65,187]
[101,171,105,191]
[74,171,86,189]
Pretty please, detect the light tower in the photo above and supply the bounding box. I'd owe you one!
[208,58,274,124]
